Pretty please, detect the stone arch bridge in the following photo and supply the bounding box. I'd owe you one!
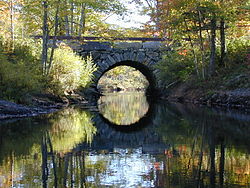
[76,41,169,93]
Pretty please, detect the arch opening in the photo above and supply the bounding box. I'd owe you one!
[96,61,157,94]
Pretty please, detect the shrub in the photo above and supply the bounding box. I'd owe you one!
[0,38,44,101]
[48,47,96,95]
[0,38,96,101]
[155,50,194,86]
[225,37,250,66]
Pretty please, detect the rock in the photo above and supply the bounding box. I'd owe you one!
[81,42,111,51]
[142,42,163,49]
[114,42,142,49]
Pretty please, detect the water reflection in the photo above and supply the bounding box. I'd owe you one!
[49,108,96,152]
[0,95,249,187]
[0,108,96,187]
[98,92,149,125]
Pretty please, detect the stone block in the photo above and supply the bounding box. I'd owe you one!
[106,59,115,66]
[90,51,101,60]
[142,42,163,49]
[146,51,159,58]
[148,61,156,66]
[131,52,137,62]
[100,53,109,60]
[136,52,146,63]
[113,53,122,62]
[93,71,102,79]
[114,42,142,49]
[81,42,111,51]
[123,51,131,61]
[107,55,116,64]
[100,60,110,69]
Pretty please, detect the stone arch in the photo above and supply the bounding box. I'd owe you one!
[91,50,162,93]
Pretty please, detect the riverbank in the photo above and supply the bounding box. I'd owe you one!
[164,75,250,111]
[0,91,98,120]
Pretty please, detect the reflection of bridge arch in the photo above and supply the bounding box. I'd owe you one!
[74,102,169,151]
[97,100,156,132]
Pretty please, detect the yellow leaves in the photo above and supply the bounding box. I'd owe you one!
[49,108,96,152]
[49,46,96,95]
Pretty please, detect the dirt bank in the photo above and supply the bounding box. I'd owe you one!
[165,81,250,111]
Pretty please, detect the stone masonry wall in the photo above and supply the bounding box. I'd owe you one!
[77,41,169,91]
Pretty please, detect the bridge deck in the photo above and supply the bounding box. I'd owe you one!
[33,35,168,42]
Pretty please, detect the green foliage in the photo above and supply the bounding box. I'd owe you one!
[0,38,96,100]
[98,66,149,92]
[212,37,250,89]
[156,50,194,86]
[0,38,97,101]
[0,39,45,101]
[158,37,250,89]
[225,37,250,66]
[48,47,96,95]
[21,0,126,36]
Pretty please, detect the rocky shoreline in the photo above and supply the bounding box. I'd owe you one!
[0,87,102,120]
[0,100,61,120]
[166,86,250,112]
[196,89,250,110]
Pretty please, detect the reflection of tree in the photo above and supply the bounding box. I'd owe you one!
[0,103,250,187]
[98,93,149,125]
[0,108,96,187]
[41,144,89,187]
[154,103,250,187]
[48,108,96,152]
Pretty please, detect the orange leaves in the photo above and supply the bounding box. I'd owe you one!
[178,49,188,56]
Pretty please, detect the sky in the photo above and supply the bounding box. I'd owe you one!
[105,0,150,28]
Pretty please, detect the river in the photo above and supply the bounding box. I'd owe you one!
[0,92,249,187]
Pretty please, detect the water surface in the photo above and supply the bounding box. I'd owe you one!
[0,92,249,187]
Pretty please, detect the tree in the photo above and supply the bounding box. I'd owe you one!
[19,0,125,73]
[41,1,49,74]
[138,0,249,78]
[0,0,23,49]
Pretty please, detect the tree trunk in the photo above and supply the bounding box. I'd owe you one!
[41,136,48,188]
[47,132,58,187]
[219,140,225,188]
[47,0,60,75]
[197,122,205,187]
[209,15,216,76]
[197,10,206,78]
[209,127,216,188]
[78,3,86,37]
[41,1,49,75]
[65,15,70,36]
[10,0,15,50]
[184,19,199,76]
[63,155,69,186]
[70,2,74,36]
[220,18,226,67]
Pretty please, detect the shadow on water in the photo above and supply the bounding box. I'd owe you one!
[0,92,249,187]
